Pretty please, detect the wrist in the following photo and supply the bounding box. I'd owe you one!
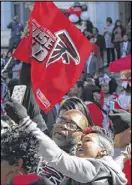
[19,116,30,124]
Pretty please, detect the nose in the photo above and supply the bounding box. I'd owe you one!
[62,124,69,130]
[77,141,82,148]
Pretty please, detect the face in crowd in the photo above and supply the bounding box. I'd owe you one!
[106,17,112,26]
[52,109,111,160]
[67,83,83,98]
[90,37,97,44]
[116,20,122,27]
[52,110,88,149]
[77,127,114,159]
[1,127,40,185]
[123,34,128,42]
[101,83,110,94]
[93,92,101,104]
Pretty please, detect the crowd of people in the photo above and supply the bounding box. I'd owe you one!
[1,2,131,185]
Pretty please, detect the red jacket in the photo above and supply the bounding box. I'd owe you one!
[85,101,103,127]
[123,159,131,185]
[92,44,101,57]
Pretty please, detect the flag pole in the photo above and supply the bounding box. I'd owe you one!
[2,57,13,74]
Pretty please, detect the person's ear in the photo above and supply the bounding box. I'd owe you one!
[100,150,107,156]
[97,150,107,158]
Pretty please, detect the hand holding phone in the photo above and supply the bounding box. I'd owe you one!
[11,85,27,104]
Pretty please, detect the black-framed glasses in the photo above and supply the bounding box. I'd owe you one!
[56,116,83,132]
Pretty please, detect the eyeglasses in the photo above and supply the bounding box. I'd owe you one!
[56,117,83,132]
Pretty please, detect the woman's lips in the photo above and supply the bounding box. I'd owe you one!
[77,147,83,152]
[76,147,84,156]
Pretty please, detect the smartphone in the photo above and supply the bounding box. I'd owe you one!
[109,101,115,110]
[11,85,27,104]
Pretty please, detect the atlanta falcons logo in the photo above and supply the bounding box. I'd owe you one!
[46,30,80,67]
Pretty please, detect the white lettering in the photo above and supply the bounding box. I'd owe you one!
[32,22,55,63]
[32,42,48,62]
[45,38,54,50]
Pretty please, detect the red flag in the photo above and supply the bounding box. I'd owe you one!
[13,2,93,113]
[109,55,131,72]
[123,159,131,185]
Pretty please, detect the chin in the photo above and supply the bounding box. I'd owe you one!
[78,154,85,158]
[53,135,67,147]
[76,152,84,157]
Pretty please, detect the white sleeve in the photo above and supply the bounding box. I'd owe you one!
[21,118,101,183]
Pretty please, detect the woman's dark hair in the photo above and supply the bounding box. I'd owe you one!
[77,80,84,89]
[83,22,93,36]
[108,78,118,94]
[59,97,94,126]
[112,19,125,40]
[114,19,122,26]
[1,126,40,173]
[106,17,112,24]
[81,4,88,11]
[83,84,100,102]
[83,73,94,80]
[73,2,81,8]
[82,84,107,115]
[95,76,118,95]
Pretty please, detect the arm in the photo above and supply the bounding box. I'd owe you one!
[5,100,103,183]
[114,144,131,170]
[20,63,48,133]
[20,117,100,183]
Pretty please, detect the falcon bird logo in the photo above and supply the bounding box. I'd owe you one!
[46,30,80,67]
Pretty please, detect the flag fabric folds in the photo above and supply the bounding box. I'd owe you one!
[13,2,93,113]
[109,55,131,73]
